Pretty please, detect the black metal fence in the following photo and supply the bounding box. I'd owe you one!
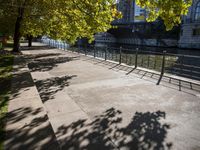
[42,38,200,84]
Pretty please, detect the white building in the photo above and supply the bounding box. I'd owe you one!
[179,0,200,49]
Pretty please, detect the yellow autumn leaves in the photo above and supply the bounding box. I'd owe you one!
[136,0,192,30]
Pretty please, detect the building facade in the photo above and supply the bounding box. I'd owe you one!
[95,0,200,49]
[179,0,200,49]
[114,0,146,24]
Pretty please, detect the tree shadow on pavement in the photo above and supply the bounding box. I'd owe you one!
[28,56,78,72]
[35,75,77,103]
[25,53,62,60]
[20,46,55,51]
[5,107,60,150]
[10,70,36,100]
[56,108,172,150]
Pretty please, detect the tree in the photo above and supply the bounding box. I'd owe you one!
[136,0,192,30]
[0,0,121,52]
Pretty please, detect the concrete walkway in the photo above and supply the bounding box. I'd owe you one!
[6,43,200,150]
[5,53,60,149]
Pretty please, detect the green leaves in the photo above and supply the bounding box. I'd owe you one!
[136,0,192,30]
[48,0,121,43]
[0,0,121,44]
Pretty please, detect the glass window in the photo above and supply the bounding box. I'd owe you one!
[195,1,200,21]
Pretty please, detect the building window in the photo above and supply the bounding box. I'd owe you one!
[195,1,200,21]
[193,28,200,36]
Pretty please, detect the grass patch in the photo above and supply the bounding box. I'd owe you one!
[0,54,14,150]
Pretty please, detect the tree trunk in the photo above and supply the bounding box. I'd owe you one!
[13,16,22,52]
[12,1,26,52]
[28,35,33,47]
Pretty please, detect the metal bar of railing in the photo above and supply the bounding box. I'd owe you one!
[40,39,200,82]
[105,46,107,61]
[119,46,122,64]
[94,46,96,58]
[157,51,166,85]
[135,48,138,68]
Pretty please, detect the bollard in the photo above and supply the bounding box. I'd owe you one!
[119,46,122,64]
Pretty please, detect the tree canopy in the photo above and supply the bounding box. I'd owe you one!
[0,0,121,51]
[136,0,192,30]
[0,0,193,52]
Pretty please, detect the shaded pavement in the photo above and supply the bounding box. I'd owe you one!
[5,42,200,150]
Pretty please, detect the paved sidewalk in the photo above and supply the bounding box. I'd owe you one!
[5,54,60,149]
[6,42,200,150]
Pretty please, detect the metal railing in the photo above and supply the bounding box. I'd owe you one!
[41,38,200,86]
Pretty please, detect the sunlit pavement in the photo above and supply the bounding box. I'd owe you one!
[5,42,200,150]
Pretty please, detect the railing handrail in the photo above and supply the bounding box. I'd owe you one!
[41,38,200,85]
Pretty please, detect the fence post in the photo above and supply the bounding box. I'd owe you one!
[94,46,96,58]
[78,46,80,54]
[157,50,166,85]
[85,46,87,55]
[147,55,150,68]
[180,55,184,75]
[119,46,122,64]
[105,46,107,61]
[135,48,138,68]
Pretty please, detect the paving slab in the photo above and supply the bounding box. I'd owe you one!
[21,42,200,150]
[5,55,60,150]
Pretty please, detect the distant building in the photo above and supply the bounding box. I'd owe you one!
[116,0,132,23]
[179,0,200,49]
[134,3,146,22]
[115,0,146,24]
[96,0,200,49]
